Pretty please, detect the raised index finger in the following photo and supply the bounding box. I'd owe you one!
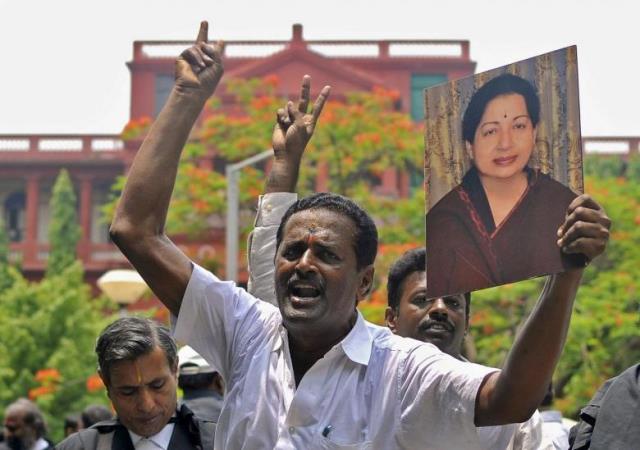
[196,21,208,44]
[298,75,311,113]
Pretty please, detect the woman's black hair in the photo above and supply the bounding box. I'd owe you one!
[462,73,540,144]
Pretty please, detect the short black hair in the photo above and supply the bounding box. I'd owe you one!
[6,399,47,438]
[275,193,378,270]
[462,73,540,144]
[95,317,177,386]
[63,414,79,433]
[387,247,470,317]
[81,404,113,428]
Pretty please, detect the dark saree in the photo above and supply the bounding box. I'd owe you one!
[426,167,584,298]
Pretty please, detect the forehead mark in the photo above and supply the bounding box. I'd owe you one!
[134,360,142,384]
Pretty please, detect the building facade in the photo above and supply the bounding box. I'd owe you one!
[0,25,636,286]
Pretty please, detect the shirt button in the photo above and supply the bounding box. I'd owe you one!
[289,426,295,434]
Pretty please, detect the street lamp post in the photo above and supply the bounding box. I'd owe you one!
[225,149,272,282]
[97,269,148,316]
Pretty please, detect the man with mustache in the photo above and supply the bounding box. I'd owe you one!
[385,248,552,449]
[111,21,611,449]
[56,317,216,450]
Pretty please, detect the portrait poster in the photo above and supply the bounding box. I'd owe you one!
[424,46,584,299]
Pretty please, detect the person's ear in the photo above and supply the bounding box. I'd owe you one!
[385,307,398,333]
[532,126,538,142]
[356,265,375,303]
[465,141,474,161]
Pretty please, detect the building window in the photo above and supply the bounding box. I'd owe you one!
[411,74,447,121]
[4,192,25,242]
[155,74,175,117]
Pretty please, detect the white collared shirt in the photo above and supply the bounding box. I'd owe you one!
[128,423,175,450]
[174,264,497,449]
[246,192,544,449]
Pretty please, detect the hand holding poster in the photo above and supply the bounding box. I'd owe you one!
[425,46,584,299]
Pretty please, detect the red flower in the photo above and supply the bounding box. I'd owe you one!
[35,368,60,383]
[29,385,55,400]
[86,374,105,393]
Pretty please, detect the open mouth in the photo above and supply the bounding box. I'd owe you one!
[288,280,323,306]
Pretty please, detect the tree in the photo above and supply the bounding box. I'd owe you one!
[110,75,425,282]
[0,169,115,443]
[46,169,81,276]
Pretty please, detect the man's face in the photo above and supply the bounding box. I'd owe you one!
[275,208,373,342]
[3,407,36,450]
[103,346,177,438]
[385,270,468,357]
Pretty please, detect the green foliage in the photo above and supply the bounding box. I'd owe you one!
[105,77,424,271]
[583,155,625,178]
[0,169,117,443]
[47,170,81,276]
[0,263,115,443]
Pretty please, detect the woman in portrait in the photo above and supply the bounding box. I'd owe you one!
[426,74,584,298]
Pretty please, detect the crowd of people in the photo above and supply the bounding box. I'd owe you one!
[2,21,631,449]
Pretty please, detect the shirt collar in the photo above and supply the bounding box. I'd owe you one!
[275,311,373,366]
[340,310,373,366]
[128,422,175,449]
[540,409,564,423]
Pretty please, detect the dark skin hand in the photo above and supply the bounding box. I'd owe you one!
[266,75,331,193]
[474,194,611,426]
[110,21,224,316]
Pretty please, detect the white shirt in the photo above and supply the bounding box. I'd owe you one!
[247,192,295,306]
[246,192,546,449]
[540,410,570,450]
[128,423,175,450]
[174,264,497,449]
[31,438,51,450]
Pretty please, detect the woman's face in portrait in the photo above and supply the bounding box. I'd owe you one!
[466,93,536,181]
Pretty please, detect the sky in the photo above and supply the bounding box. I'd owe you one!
[0,0,637,136]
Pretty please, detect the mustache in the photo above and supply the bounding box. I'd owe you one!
[286,272,325,291]
[418,319,454,333]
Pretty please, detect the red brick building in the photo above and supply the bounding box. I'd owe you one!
[0,25,635,286]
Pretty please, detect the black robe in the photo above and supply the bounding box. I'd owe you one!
[55,404,214,450]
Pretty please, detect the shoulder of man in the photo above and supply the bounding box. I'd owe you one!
[569,363,640,449]
[56,419,122,450]
[55,428,101,450]
[176,403,217,450]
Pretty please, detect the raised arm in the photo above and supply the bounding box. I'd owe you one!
[247,76,330,303]
[475,194,611,426]
[110,22,223,316]
[266,74,330,194]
